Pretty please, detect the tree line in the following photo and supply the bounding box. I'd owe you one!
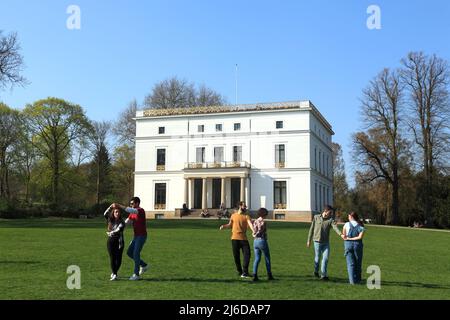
[1,30,448,228]
[333,52,450,229]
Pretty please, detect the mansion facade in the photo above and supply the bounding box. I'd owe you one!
[134,101,333,221]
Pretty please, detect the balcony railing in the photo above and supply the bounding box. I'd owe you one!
[274,203,287,210]
[185,161,250,169]
[275,162,285,168]
[156,165,165,171]
[154,204,166,210]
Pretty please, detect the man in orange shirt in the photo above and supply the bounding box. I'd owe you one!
[220,202,255,278]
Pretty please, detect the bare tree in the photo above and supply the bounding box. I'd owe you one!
[144,77,225,109]
[113,99,137,144]
[353,69,410,225]
[0,31,28,91]
[196,85,226,107]
[331,142,349,215]
[400,52,450,222]
[90,121,112,211]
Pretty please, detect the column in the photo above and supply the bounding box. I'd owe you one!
[221,178,226,206]
[240,177,245,203]
[184,178,189,207]
[202,178,207,209]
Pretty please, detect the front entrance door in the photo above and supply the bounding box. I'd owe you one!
[212,179,221,209]
[230,178,241,209]
[194,179,203,209]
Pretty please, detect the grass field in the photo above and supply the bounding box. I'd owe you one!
[0,218,449,300]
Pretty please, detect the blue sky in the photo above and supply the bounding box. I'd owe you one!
[1,0,449,185]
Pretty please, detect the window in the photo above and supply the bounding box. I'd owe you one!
[276,121,283,129]
[233,146,242,162]
[154,183,166,210]
[156,149,166,171]
[198,125,204,133]
[275,144,285,168]
[314,148,317,170]
[215,124,222,132]
[323,186,326,207]
[322,153,325,175]
[214,147,224,163]
[234,123,241,131]
[319,185,322,210]
[326,155,329,177]
[196,147,205,163]
[327,187,330,206]
[319,151,322,173]
[315,183,318,211]
[158,127,165,134]
[274,181,287,209]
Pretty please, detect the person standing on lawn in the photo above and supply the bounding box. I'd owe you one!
[219,201,255,278]
[251,208,275,282]
[103,204,126,281]
[306,205,342,280]
[113,197,149,281]
[341,212,365,285]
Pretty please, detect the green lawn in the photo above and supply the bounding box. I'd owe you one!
[0,218,449,300]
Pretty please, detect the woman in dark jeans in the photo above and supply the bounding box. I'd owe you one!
[104,205,126,281]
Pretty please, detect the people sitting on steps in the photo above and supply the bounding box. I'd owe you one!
[201,209,211,218]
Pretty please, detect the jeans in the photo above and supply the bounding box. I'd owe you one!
[107,237,124,275]
[253,238,271,275]
[127,235,148,275]
[231,240,251,275]
[313,242,330,277]
[344,240,364,284]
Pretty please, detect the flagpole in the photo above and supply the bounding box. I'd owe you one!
[235,64,238,105]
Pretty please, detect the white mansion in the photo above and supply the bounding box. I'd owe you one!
[134,101,333,221]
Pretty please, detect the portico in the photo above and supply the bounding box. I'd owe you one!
[183,161,250,209]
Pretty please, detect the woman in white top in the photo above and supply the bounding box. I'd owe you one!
[341,212,365,285]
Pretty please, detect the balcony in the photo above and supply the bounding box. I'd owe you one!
[274,203,287,210]
[154,203,166,210]
[184,161,251,169]
[275,162,285,169]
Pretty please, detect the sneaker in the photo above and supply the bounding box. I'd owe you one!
[129,274,140,281]
[110,273,114,279]
[110,274,118,281]
[240,273,250,278]
[314,272,320,278]
[252,275,259,282]
[320,276,329,281]
[268,273,275,281]
[139,265,149,276]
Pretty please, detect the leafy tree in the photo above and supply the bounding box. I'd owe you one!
[23,98,92,208]
[0,103,21,199]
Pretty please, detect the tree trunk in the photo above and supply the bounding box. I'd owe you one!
[392,176,400,225]
[96,161,100,215]
[52,148,59,208]
[0,149,6,198]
